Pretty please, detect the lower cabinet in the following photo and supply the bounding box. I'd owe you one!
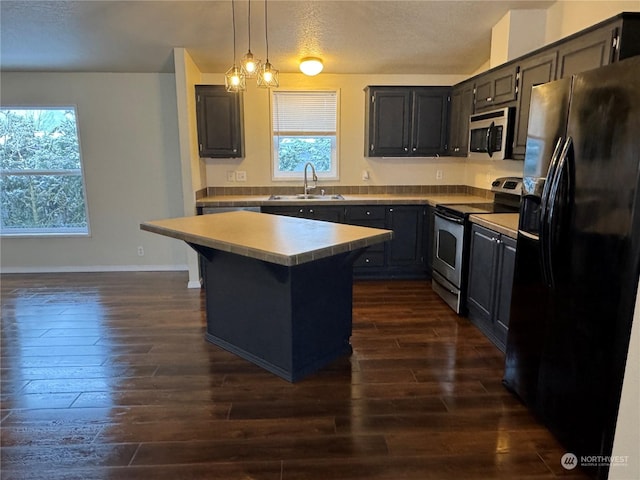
[466,223,517,352]
[262,204,431,279]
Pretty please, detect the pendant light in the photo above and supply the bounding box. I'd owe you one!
[241,0,261,78]
[225,0,246,92]
[257,0,279,88]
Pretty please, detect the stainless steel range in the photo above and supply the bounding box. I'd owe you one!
[432,177,522,314]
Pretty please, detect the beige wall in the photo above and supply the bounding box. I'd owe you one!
[545,1,640,44]
[0,72,188,272]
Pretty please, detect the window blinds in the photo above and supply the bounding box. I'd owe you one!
[272,91,337,134]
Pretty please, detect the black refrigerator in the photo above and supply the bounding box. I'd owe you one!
[503,56,640,479]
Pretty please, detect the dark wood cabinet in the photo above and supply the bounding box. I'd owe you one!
[512,51,558,159]
[474,64,518,111]
[260,205,344,223]
[195,85,244,158]
[386,206,424,273]
[556,23,617,79]
[466,224,516,352]
[447,81,474,156]
[263,203,429,279]
[365,86,450,157]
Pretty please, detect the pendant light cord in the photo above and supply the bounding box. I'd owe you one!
[264,0,269,61]
[231,0,237,62]
[247,0,251,51]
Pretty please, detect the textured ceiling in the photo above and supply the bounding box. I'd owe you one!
[1,0,556,75]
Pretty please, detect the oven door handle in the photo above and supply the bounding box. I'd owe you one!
[434,210,465,225]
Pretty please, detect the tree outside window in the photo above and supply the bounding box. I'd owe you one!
[0,107,90,236]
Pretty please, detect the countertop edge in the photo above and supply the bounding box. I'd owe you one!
[469,214,519,239]
[141,217,393,267]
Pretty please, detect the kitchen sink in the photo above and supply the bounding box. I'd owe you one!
[267,194,345,201]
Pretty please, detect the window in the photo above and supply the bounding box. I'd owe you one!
[271,90,339,180]
[0,107,89,236]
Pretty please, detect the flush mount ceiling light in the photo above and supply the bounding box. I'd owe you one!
[240,0,261,78]
[225,0,246,92]
[257,0,279,88]
[299,57,323,76]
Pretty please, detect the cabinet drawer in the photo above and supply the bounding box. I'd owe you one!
[354,250,385,268]
[346,206,385,221]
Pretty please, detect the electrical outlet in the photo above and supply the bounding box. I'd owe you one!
[362,169,370,180]
[137,246,144,257]
[436,170,443,180]
[226,171,236,182]
[235,170,247,182]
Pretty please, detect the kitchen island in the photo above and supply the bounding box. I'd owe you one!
[141,211,393,382]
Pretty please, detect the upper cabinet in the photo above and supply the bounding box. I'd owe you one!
[447,12,640,160]
[195,85,244,158]
[473,64,519,112]
[447,80,474,157]
[365,86,450,157]
[512,51,558,158]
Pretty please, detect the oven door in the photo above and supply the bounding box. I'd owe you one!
[433,210,465,288]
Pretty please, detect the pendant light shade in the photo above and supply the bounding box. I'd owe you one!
[257,0,279,88]
[240,0,261,77]
[225,0,246,92]
[299,57,323,76]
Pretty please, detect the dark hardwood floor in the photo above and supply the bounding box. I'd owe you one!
[1,272,590,479]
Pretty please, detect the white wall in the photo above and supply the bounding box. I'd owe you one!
[0,72,188,272]
[545,1,640,44]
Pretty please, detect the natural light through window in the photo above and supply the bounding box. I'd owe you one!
[271,90,339,180]
[0,107,90,236]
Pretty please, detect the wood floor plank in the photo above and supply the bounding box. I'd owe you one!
[0,272,591,479]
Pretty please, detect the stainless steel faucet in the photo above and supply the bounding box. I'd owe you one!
[303,162,317,197]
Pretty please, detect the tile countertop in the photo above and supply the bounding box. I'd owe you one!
[469,213,520,239]
[141,210,393,267]
[196,193,491,208]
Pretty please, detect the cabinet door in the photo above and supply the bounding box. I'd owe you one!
[195,85,244,158]
[475,65,518,111]
[467,225,498,322]
[556,23,617,79]
[448,81,474,156]
[386,206,424,267]
[512,51,558,159]
[494,235,517,347]
[367,88,411,156]
[411,88,450,156]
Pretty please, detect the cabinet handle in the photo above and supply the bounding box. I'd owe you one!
[486,97,492,102]
[389,208,394,212]
[412,147,417,152]
[454,147,460,152]
[404,147,408,152]
[365,258,370,263]
[309,209,314,214]
[366,211,371,215]
[299,209,304,213]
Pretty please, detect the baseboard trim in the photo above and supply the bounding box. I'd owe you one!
[0,264,189,274]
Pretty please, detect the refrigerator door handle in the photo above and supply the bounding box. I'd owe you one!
[546,136,574,289]
[539,136,565,286]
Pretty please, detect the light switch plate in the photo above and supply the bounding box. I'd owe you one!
[227,171,236,182]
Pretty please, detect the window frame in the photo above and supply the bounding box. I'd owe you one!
[270,89,340,181]
[0,105,91,238]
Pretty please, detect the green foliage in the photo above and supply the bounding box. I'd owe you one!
[276,136,333,172]
[0,109,88,233]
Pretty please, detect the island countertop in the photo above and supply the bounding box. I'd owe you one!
[141,210,393,267]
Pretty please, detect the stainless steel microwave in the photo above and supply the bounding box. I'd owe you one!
[468,107,514,160]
